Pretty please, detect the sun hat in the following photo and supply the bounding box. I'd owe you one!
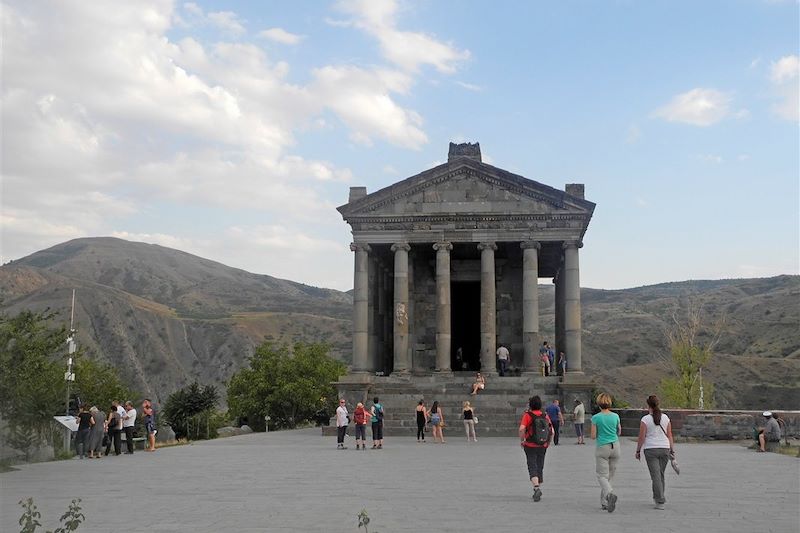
[762,411,772,417]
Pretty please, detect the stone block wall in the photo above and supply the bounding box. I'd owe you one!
[614,408,800,439]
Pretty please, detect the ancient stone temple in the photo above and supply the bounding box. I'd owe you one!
[338,142,595,377]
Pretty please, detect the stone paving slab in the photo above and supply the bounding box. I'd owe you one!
[1,429,798,533]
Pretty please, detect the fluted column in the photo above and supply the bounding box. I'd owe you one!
[391,242,411,374]
[554,270,565,360]
[521,241,541,372]
[563,240,583,373]
[433,241,453,372]
[350,243,371,372]
[478,242,497,374]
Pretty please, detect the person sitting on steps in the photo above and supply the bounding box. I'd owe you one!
[471,372,486,395]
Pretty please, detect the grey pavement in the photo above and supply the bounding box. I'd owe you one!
[1,429,799,533]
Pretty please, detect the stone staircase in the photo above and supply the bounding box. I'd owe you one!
[340,374,579,438]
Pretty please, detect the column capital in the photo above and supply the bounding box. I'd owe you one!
[433,241,453,252]
[477,242,497,251]
[520,240,541,250]
[391,242,411,253]
[350,242,371,253]
[562,240,583,250]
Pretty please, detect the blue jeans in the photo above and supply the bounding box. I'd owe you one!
[76,429,91,457]
[498,359,508,376]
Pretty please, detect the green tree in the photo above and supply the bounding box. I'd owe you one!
[0,309,133,458]
[0,310,66,453]
[73,357,132,411]
[162,381,220,439]
[659,302,720,408]
[227,342,346,430]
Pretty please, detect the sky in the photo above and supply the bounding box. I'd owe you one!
[1,0,798,291]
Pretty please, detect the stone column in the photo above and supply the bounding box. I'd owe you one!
[554,271,565,360]
[433,241,453,372]
[563,240,583,373]
[478,242,497,374]
[368,257,378,372]
[521,241,541,372]
[350,243,371,372]
[391,242,411,374]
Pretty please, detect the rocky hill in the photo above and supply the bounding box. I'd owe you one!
[1,238,797,409]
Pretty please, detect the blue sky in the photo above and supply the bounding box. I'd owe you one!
[2,0,798,290]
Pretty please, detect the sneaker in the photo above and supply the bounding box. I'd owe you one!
[654,503,665,510]
[532,488,542,502]
[606,493,618,513]
[356,444,360,450]
[372,445,377,449]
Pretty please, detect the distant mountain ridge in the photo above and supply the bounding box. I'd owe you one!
[1,237,797,409]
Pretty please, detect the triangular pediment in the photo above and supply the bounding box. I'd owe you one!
[339,159,595,219]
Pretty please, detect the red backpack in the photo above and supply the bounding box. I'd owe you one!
[354,407,367,425]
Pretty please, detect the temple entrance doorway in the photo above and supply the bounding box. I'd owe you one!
[451,281,481,371]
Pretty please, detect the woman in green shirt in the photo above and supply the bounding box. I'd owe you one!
[590,392,621,513]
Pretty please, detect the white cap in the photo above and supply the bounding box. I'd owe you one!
[762,411,772,417]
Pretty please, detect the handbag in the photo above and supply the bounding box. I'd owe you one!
[658,423,680,475]
[473,416,479,424]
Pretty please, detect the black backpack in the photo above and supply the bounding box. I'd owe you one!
[524,411,551,445]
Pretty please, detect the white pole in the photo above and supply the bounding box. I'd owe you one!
[698,367,704,410]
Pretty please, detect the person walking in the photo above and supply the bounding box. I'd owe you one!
[370,397,384,449]
[104,402,122,456]
[635,395,675,510]
[519,395,554,501]
[353,402,368,450]
[75,404,94,459]
[496,344,510,376]
[335,398,349,450]
[122,401,137,454]
[88,406,105,458]
[429,401,446,444]
[545,400,564,445]
[415,400,428,443]
[463,401,477,442]
[573,399,585,445]
[591,392,621,513]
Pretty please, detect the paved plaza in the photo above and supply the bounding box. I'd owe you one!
[1,429,798,533]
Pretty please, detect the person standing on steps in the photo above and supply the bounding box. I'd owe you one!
[370,397,384,449]
[545,400,564,445]
[335,398,349,449]
[463,401,477,442]
[519,395,554,502]
[415,400,428,443]
[591,392,621,513]
[496,343,510,377]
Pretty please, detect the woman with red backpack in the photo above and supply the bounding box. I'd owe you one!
[518,395,554,502]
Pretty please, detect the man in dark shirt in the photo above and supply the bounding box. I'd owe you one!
[545,400,565,445]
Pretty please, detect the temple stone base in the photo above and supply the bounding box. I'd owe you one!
[331,374,595,437]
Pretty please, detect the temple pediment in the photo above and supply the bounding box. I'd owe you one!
[338,157,595,237]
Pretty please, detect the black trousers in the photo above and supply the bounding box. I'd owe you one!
[123,426,135,453]
[105,430,121,455]
[337,425,347,444]
[552,421,561,445]
[523,445,547,482]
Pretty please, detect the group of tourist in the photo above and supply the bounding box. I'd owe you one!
[335,396,383,450]
[74,398,156,458]
[494,342,567,377]
[520,392,677,512]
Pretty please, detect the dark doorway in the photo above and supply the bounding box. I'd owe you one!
[451,281,481,371]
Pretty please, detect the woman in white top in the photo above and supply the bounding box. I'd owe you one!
[635,395,675,510]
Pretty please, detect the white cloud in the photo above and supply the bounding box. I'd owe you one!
[259,27,305,45]
[769,54,799,121]
[335,0,469,73]
[207,11,246,35]
[652,88,732,126]
[312,65,427,149]
[455,81,483,92]
[696,154,724,164]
